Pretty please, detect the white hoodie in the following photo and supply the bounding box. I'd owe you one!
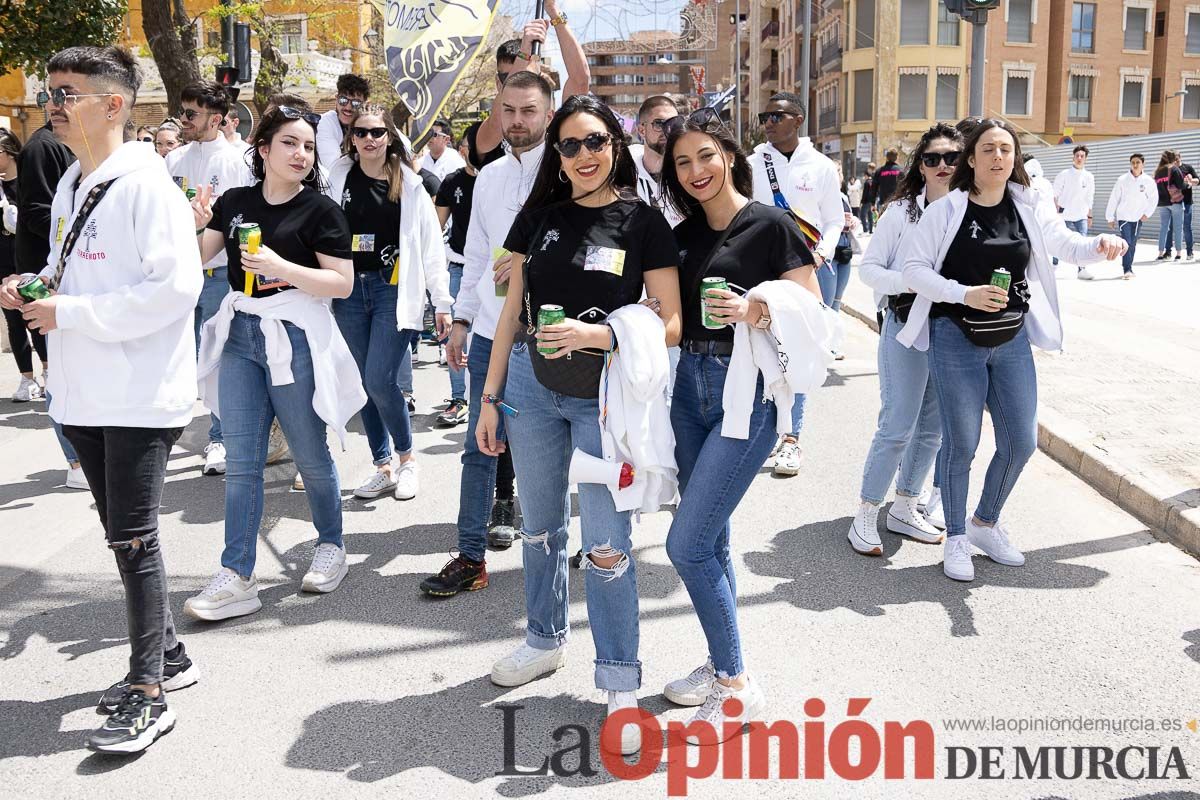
[166,135,251,270]
[1022,158,1057,211]
[324,155,453,331]
[1052,165,1095,221]
[628,144,683,228]
[1106,170,1159,224]
[748,139,844,262]
[38,142,202,427]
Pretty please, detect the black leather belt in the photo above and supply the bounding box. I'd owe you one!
[680,339,735,356]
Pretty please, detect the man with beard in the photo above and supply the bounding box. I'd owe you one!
[420,71,555,597]
[629,95,683,227]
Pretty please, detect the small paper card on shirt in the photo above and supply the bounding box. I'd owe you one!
[583,246,625,277]
[352,233,375,253]
[255,274,291,291]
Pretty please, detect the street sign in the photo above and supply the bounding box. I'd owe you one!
[856,133,873,161]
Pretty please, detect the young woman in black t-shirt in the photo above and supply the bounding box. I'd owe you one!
[475,95,681,755]
[1154,150,1186,260]
[656,111,820,740]
[186,105,357,621]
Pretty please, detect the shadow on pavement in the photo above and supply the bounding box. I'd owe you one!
[0,691,97,762]
[1185,629,1200,665]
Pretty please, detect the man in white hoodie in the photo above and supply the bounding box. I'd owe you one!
[0,45,202,755]
[1052,144,1096,279]
[746,91,843,476]
[419,119,467,180]
[1105,152,1159,278]
[629,95,683,227]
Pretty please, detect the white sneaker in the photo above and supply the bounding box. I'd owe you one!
[966,518,1025,567]
[65,465,90,490]
[663,659,716,706]
[202,442,226,476]
[605,690,642,755]
[916,485,932,513]
[943,536,975,582]
[12,376,42,402]
[847,502,882,555]
[184,568,262,621]
[353,465,397,499]
[265,420,289,464]
[685,674,766,745]
[292,473,305,492]
[393,460,419,500]
[490,642,566,687]
[1077,266,1094,280]
[886,494,944,543]
[301,542,348,593]
[773,439,801,476]
[923,487,946,530]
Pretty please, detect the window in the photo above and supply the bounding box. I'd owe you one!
[1156,11,1165,37]
[1121,79,1144,118]
[856,0,876,48]
[1151,77,1162,103]
[275,17,306,55]
[936,73,959,119]
[1188,12,1200,53]
[1071,3,1095,53]
[612,55,644,66]
[853,69,874,121]
[1184,85,1200,119]
[1067,74,1093,122]
[1007,0,1033,43]
[937,4,960,45]
[900,0,930,45]
[1124,6,1148,51]
[1005,74,1031,115]
[898,73,927,119]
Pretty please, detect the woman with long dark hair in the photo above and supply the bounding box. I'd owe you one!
[1154,149,1186,260]
[847,123,961,555]
[0,127,47,402]
[186,104,362,620]
[658,110,822,738]
[475,95,681,755]
[899,119,1125,582]
[325,103,451,501]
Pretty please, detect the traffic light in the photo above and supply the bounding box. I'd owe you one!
[943,0,998,21]
[215,66,238,87]
[963,0,1000,7]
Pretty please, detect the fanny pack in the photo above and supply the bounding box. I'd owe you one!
[951,309,1025,347]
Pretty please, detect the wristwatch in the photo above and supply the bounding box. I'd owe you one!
[753,302,772,330]
[549,12,568,26]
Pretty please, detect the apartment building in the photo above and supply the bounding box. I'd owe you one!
[1149,0,1200,132]
[585,32,685,124]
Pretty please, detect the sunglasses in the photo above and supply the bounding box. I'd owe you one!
[180,108,216,121]
[649,116,681,132]
[37,88,115,109]
[664,106,726,137]
[554,132,612,159]
[139,136,154,143]
[337,96,364,110]
[920,151,962,168]
[278,106,322,126]
[353,126,388,139]
[757,111,797,125]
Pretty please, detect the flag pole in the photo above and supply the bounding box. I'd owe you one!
[531,1,546,57]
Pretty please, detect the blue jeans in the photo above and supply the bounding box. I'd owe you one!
[505,341,640,691]
[859,310,941,504]
[1159,204,1184,254]
[860,204,874,234]
[447,263,466,401]
[667,348,777,678]
[817,257,852,311]
[219,312,343,576]
[457,335,505,563]
[195,268,228,444]
[1185,203,1194,256]
[44,390,80,464]
[927,317,1038,538]
[1118,220,1141,273]
[1054,219,1088,267]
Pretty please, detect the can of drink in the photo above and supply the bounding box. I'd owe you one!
[537,304,565,355]
[185,188,197,201]
[237,223,262,255]
[701,277,729,329]
[990,268,1011,292]
[16,274,51,302]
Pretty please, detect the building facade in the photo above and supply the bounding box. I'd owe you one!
[585,31,685,125]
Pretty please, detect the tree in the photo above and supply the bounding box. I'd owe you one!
[0,0,127,79]
[142,0,201,117]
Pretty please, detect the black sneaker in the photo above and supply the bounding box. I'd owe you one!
[436,398,469,427]
[420,554,488,597]
[404,392,416,413]
[97,641,200,714]
[86,689,176,754]
[487,499,518,549]
[570,549,585,570]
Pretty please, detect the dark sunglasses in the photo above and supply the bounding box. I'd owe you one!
[180,108,214,121]
[664,106,726,137]
[757,111,797,125]
[920,151,962,168]
[337,96,363,110]
[554,132,612,158]
[278,106,322,126]
[649,116,681,132]
[353,126,388,139]
[139,136,154,143]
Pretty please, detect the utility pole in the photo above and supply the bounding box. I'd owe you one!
[734,0,742,144]
[800,0,811,130]
[943,0,999,117]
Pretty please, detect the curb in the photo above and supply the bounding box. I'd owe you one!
[839,300,1200,559]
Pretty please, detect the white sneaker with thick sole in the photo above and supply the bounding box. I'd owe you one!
[202,442,226,476]
[605,690,643,755]
[1077,266,1094,280]
[943,536,975,582]
[184,568,262,621]
[12,376,42,402]
[65,465,90,490]
[301,542,348,593]
[847,502,883,555]
[490,642,566,687]
[685,674,767,745]
[663,659,716,706]
[886,494,944,543]
[966,519,1025,566]
[394,460,419,500]
[923,487,946,530]
[353,466,397,499]
[773,439,801,476]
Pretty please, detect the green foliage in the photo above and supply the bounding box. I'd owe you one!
[0,0,128,78]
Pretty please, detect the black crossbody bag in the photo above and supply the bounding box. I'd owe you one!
[46,179,118,290]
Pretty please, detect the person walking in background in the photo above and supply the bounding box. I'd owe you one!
[1155,150,1187,261]
[860,162,877,233]
[1105,153,1158,279]
[874,150,902,212]
[433,155,478,428]
[154,120,182,158]
[316,73,371,171]
[846,170,864,229]
[419,119,466,181]
[1052,145,1096,280]
[0,127,48,403]
[1169,153,1197,261]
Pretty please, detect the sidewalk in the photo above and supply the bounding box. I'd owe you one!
[839,236,1200,558]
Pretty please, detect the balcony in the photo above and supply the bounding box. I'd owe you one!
[818,105,839,133]
[761,19,780,47]
[761,63,779,90]
[819,42,842,68]
[762,0,782,6]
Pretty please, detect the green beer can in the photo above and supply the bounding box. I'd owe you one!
[990,269,1012,292]
[185,188,198,201]
[17,274,51,302]
[701,276,729,330]
[537,304,565,355]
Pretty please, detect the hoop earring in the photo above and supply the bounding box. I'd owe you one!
[558,169,568,183]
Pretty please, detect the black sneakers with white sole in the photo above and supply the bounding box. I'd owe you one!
[87,689,175,754]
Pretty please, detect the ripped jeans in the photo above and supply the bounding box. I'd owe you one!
[504,341,641,691]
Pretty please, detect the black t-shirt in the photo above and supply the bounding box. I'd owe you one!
[1156,166,1186,207]
[465,120,506,171]
[933,192,1031,320]
[209,184,352,298]
[435,167,476,259]
[0,178,17,276]
[1181,164,1196,204]
[504,198,678,327]
[875,162,902,204]
[341,164,401,273]
[674,201,816,342]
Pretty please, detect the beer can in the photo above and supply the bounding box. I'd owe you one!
[17,274,51,302]
[237,223,262,255]
[990,268,1011,292]
[537,304,565,355]
[701,277,729,330]
[185,188,197,201]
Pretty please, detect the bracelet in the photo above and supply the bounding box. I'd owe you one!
[549,12,568,26]
[481,393,503,406]
[517,49,537,63]
[452,318,471,327]
[606,323,617,352]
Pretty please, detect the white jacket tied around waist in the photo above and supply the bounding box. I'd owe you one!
[722,281,839,440]
[39,141,202,428]
[197,291,367,447]
[325,155,453,331]
[598,304,678,513]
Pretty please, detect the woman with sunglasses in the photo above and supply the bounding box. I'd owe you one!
[154,121,181,158]
[476,95,681,755]
[324,104,451,501]
[185,104,361,620]
[898,119,1125,583]
[135,125,156,144]
[658,109,820,738]
[848,123,962,556]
